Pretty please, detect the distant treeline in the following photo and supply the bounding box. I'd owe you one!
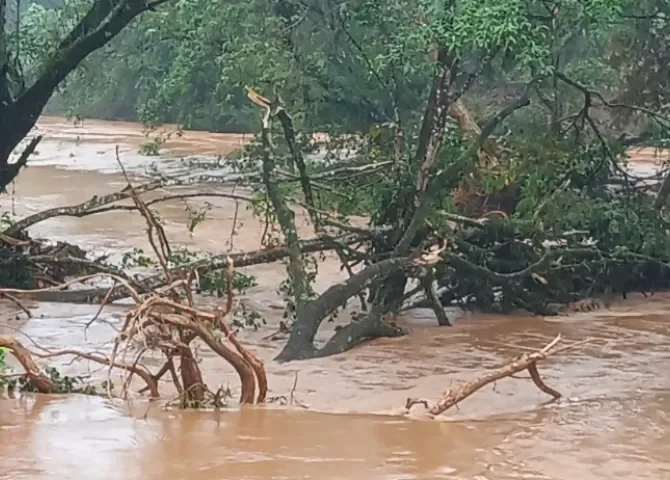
[10,0,667,138]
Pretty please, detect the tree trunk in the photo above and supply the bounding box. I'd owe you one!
[0,0,171,191]
[179,347,206,407]
[275,257,415,361]
[654,171,670,209]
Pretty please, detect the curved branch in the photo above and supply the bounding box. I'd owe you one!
[0,335,54,393]
[159,313,257,404]
[276,256,419,361]
[406,334,572,416]
[34,348,159,398]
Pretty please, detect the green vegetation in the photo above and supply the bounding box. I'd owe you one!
[0,347,8,373]
[3,366,104,395]
[15,0,666,137]
[2,0,670,365]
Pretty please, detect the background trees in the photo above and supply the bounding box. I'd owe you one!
[0,0,180,191]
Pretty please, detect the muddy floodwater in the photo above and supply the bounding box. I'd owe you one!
[2,116,670,479]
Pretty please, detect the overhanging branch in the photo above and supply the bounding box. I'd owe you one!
[12,0,170,148]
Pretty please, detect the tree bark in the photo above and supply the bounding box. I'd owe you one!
[179,344,206,406]
[160,313,258,404]
[0,0,170,191]
[312,304,404,358]
[653,170,670,209]
[0,335,54,393]
[275,257,415,361]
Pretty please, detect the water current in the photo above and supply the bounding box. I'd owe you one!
[1,117,670,479]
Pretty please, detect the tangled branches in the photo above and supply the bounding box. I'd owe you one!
[0,158,268,407]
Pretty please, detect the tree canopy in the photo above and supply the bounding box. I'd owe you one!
[17,0,665,136]
[2,0,670,363]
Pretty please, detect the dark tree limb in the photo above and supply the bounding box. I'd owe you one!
[0,0,10,105]
[276,247,446,361]
[275,257,415,361]
[15,0,169,122]
[395,80,537,255]
[413,50,455,197]
[554,71,670,129]
[421,269,451,326]
[3,233,368,303]
[0,135,41,194]
[312,303,404,358]
[0,0,172,191]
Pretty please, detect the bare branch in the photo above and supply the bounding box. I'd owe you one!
[405,334,594,416]
[5,173,253,235]
[0,335,54,393]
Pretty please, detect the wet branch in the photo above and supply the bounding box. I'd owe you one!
[276,246,445,361]
[0,233,367,303]
[5,173,253,235]
[35,347,160,398]
[1,0,173,191]
[0,335,54,392]
[405,334,593,416]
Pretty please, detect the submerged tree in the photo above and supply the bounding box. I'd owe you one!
[3,0,670,366]
[0,0,171,191]
[225,0,670,361]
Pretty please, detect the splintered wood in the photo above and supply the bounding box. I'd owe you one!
[406,334,591,416]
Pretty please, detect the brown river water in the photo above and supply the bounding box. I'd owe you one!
[2,116,670,479]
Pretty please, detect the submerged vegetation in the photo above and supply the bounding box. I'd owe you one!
[1,0,670,408]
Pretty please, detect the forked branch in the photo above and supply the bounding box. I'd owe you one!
[406,334,593,416]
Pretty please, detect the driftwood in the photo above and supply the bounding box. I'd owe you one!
[406,334,592,416]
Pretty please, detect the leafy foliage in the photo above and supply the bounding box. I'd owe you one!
[5,0,670,342]
[1,364,109,395]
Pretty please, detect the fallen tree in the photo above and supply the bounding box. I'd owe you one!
[239,73,670,363]
[4,1,670,370]
[0,233,367,303]
[0,164,268,407]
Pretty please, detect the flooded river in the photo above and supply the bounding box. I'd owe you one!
[2,117,670,479]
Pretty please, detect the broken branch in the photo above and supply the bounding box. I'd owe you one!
[406,334,592,416]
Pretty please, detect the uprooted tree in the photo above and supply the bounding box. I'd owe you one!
[229,0,670,362]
